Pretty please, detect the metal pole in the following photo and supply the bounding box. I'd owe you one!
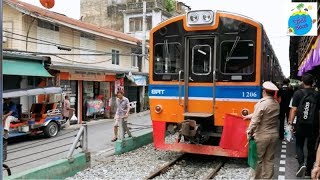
[0,0,4,178]
[118,118,124,140]
[84,123,88,152]
[142,1,146,72]
[67,126,84,160]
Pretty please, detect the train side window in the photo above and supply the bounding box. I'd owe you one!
[154,42,182,74]
[220,40,255,74]
[192,45,211,75]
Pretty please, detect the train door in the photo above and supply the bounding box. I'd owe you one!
[184,36,216,117]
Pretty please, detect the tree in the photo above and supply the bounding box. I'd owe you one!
[296,3,304,12]
[164,0,176,12]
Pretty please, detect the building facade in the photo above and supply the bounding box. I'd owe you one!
[81,0,190,38]
[80,0,190,108]
[4,0,146,123]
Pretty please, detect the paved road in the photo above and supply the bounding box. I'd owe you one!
[4,111,152,175]
[86,111,152,152]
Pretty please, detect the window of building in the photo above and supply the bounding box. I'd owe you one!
[220,40,255,74]
[129,17,152,32]
[37,21,60,53]
[147,17,152,30]
[112,50,120,65]
[80,32,95,40]
[132,55,138,67]
[37,20,59,31]
[80,37,96,61]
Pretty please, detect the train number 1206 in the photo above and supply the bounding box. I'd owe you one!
[242,92,257,98]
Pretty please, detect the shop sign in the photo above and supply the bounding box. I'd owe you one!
[70,73,105,81]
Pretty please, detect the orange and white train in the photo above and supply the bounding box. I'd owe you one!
[149,10,284,157]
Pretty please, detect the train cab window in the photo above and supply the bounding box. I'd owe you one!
[220,40,255,74]
[192,45,211,75]
[154,42,182,75]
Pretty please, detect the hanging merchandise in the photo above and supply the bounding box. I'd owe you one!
[86,99,104,116]
[115,78,124,94]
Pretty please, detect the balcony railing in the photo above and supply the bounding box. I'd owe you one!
[126,0,165,11]
[298,36,318,65]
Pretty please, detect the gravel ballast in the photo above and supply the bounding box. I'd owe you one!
[67,144,251,180]
[214,159,251,180]
[66,144,181,180]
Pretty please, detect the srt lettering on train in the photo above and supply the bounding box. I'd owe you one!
[151,89,165,95]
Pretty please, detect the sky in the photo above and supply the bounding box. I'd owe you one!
[21,0,291,77]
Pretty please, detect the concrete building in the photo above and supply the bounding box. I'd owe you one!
[81,0,190,41]
[124,0,190,40]
[4,0,147,123]
[80,1,190,103]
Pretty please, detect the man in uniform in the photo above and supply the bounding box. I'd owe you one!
[245,81,280,179]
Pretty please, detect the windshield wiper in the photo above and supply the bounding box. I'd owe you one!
[224,36,240,73]
[164,39,170,73]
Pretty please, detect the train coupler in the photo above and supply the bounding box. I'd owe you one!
[180,120,199,137]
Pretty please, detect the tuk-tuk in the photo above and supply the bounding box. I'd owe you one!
[3,87,65,138]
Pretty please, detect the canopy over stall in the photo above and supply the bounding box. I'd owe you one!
[3,87,62,98]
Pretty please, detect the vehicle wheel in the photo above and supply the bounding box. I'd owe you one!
[44,122,59,138]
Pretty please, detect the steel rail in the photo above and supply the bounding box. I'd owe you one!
[7,129,78,152]
[145,154,185,179]
[7,134,76,154]
[6,143,73,162]
[203,161,225,179]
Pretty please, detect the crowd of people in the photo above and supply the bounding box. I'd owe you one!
[246,73,320,179]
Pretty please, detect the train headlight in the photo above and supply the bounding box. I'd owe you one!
[241,109,249,117]
[189,13,199,23]
[155,105,163,114]
[187,10,215,26]
[202,12,212,22]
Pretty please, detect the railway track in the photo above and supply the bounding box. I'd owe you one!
[145,154,226,180]
[203,161,225,179]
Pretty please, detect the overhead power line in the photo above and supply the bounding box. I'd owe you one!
[3,30,144,56]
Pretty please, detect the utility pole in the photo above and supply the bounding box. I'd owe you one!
[142,1,146,72]
[141,1,146,112]
[0,0,4,178]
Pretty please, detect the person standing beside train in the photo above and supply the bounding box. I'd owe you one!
[277,79,294,140]
[244,81,280,179]
[111,91,132,142]
[288,73,319,178]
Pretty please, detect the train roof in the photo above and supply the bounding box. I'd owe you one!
[216,10,263,27]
